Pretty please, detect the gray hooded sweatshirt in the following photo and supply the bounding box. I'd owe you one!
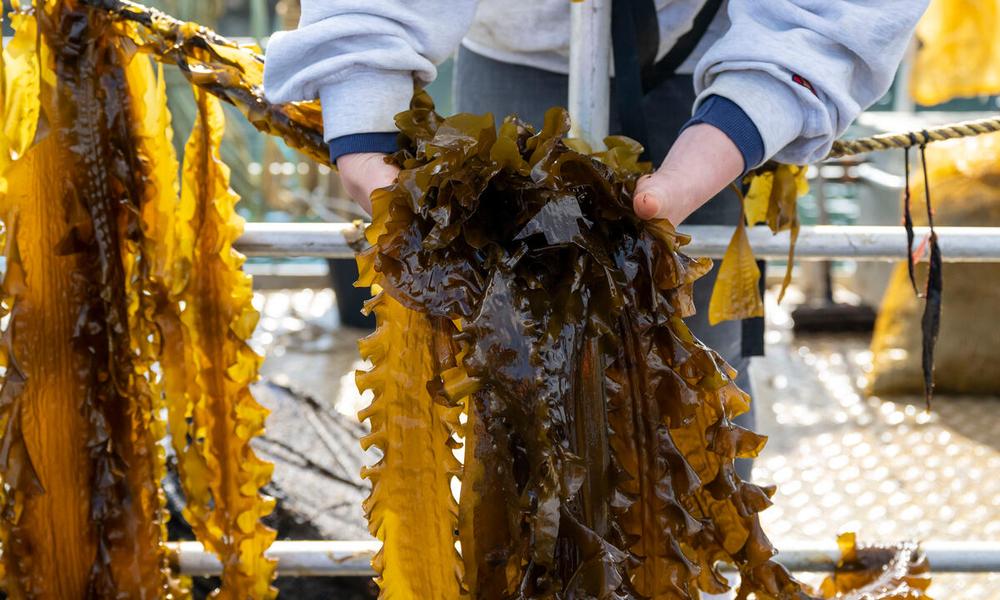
[263,0,928,166]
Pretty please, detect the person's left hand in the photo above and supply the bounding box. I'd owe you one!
[632,123,745,226]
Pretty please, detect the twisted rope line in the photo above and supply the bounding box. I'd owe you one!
[827,116,1000,159]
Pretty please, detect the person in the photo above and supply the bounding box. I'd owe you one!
[262,0,928,480]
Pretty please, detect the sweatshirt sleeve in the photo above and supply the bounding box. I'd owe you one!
[693,0,929,167]
[263,1,480,142]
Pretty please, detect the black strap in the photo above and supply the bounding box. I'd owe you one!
[641,0,724,93]
[612,0,654,157]
[612,0,724,154]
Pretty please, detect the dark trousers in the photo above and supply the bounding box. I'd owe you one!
[453,47,756,478]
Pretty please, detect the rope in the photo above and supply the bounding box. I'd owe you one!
[86,0,1000,165]
[827,116,1000,159]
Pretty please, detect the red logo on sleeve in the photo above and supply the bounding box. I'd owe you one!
[792,74,817,96]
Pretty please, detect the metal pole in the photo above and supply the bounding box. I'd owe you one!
[169,540,379,577]
[235,223,1000,262]
[167,540,1000,576]
[568,0,613,148]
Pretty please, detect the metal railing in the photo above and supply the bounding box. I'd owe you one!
[169,540,1000,576]
[220,219,1000,577]
[236,222,1000,262]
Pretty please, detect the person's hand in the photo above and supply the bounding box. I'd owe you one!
[632,123,744,226]
[337,152,400,215]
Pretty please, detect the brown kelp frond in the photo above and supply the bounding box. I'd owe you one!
[174,86,276,599]
[358,92,932,599]
[42,6,171,593]
[96,0,328,164]
[819,533,933,599]
[0,3,275,595]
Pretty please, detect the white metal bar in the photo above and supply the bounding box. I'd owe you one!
[683,225,1000,262]
[239,222,363,258]
[568,0,613,148]
[775,540,1000,574]
[236,223,1000,262]
[168,540,1000,576]
[170,540,379,577]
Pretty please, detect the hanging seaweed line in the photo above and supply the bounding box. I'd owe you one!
[0,1,277,597]
[899,137,943,408]
[916,144,942,410]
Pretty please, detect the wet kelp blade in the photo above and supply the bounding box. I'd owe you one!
[765,165,806,303]
[0,120,96,600]
[354,187,467,599]
[900,144,944,408]
[0,3,177,596]
[711,164,806,324]
[903,148,920,294]
[709,191,764,326]
[102,0,329,164]
[359,95,932,599]
[917,146,942,408]
[172,86,277,599]
[819,533,932,599]
[354,294,466,599]
[357,93,932,599]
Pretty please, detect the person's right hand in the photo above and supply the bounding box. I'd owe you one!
[336,152,400,215]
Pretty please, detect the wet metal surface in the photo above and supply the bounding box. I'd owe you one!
[753,292,1000,597]
[252,287,1000,597]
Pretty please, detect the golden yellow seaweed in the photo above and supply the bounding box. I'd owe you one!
[173,86,276,600]
[712,164,807,323]
[709,202,764,326]
[2,2,39,161]
[0,5,184,594]
[355,293,466,599]
[0,131,95,600]
[819,533,932,599]
[122,55,191,598]
[766,165,806,303]
[353,187,467,599]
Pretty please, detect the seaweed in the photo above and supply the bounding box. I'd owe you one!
[170,86,277,599]
[356,93,934,599]
[711,163,808,324]
[96,0,328,165]
[0,3,176,595]
[0,2,274,596]
[353,292,467,598]
[819,533,932,599]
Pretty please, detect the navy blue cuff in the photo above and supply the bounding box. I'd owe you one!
[328,132,399,165]
[681,95,764,174]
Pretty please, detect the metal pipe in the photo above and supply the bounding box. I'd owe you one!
[774,540,1000,574]
[238,222,364,258]
[167,540,1000,576]
[568,0,613,148]
[169,540,380,577]
[235,223,1000,262]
